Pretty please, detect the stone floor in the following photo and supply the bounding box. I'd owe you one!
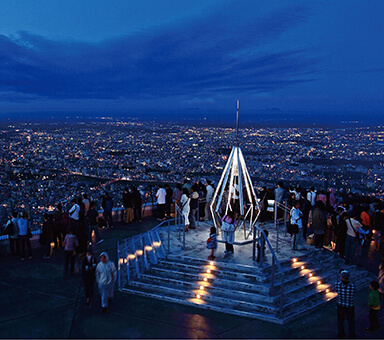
[0,217,384,339]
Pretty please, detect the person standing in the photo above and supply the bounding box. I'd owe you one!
[365,281,381,332]
[82,250,97,306]
[165,184,173,219]
[53,203,64,249]
[307,187,316,208]
[205,180,214,221]
[5,212,20,256]
[207,226,217,260]
[156,185,166,221]
[189,184,199,229]
[335,270,356,339]
[313,201,327,249]
[41,213,53,259]
[132,186,142,223]
[82,194,90,215]
[102,192,114,229]
[180,188,190,231]
[63,227,79,276]
[274,181,285,204]
[344,213,369,265]
[18,212,32,260]
[68,198,80,233]
[96,252,117,313]
[87,202,103,245]
[122,187,134,224]
[290,201,307,251]
[221,211,236,255]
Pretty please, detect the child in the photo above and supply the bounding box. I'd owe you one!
[256,229,269,264]
[222,211,236,255]
[365,281,381,332]
[207,227,217,260]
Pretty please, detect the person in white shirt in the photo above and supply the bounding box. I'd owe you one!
[290,201,307,251]
[69,198,80,233]
[205,180,214,221]
[180,188,190,231]
[156,185,167,221]
[343,213,369,265]
[307,187,316,207]
[96,252,117,313]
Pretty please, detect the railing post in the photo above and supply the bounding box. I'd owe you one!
[274,201,278,252]
[279,275,284,317]
[168,221,171,253]
[182,213,186,250]
[252,225,256,261]
[270,256,275,295]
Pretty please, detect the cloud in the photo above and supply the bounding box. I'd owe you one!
[0,3,318,103]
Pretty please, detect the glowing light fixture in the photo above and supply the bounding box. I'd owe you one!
[293,258,297,263]
[210,261,214,266]
[145,246,152,251]
[326,289,330,293]
[203,278,208,282]
[196,294,201,299]
[309,273,313,277]
[199,286,205,290]
[206,269,211,274]
[317,281,321,285]
[301,266,305,270]
[128,254,135,260]
[136,250,143,256]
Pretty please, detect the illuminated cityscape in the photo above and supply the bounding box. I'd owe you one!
[1,119,384,226]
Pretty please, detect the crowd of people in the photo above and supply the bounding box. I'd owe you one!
[3,179,384,324]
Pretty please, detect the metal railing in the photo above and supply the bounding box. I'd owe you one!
[117,209,186,287]
[252,223,285,318]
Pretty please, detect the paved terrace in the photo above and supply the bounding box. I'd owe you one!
[0,217,383,339]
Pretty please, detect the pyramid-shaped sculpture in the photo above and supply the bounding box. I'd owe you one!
[210,102,260,239]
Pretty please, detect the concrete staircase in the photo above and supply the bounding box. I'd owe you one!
[119,246,374,324]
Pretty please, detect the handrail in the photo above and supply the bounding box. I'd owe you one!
[252,223,285,318]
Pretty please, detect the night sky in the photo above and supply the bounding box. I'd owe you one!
[0,0,383,121]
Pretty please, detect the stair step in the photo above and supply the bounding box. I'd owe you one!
[149,267,271,294]
[139,273,274,303]
[120,287,284,324]
[129,280,278,314]
[157,259,268,283]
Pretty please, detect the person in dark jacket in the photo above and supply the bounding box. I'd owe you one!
[41,213,54,259]
[53,203,64,249]
[82,250,97,306]
[165,184,173,219]
[189,184,199,229]
[313,201,327,249]
[132,187,143,222]
[102,192,114,228]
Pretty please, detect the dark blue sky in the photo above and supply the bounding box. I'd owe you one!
[0,0,383,121]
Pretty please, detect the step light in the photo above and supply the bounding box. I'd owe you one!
[136,250,143,256]
[144,246,153,251]
[293,258,297,263]
[326,289,330,293]
[300,266,305,270]
[128,254,135,260]
[206,269,211,274]
[203,277,208,282]
[153,241,161,247]
[317,281,321,285]
[309,273,313,277]
[210,261,214,266]
[196,294,201,299]
[199,286,205,290]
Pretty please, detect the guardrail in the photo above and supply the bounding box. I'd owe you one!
[117,210,186,287]
[252,223,285,318]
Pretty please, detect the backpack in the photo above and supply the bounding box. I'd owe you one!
[4,220,14,236]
